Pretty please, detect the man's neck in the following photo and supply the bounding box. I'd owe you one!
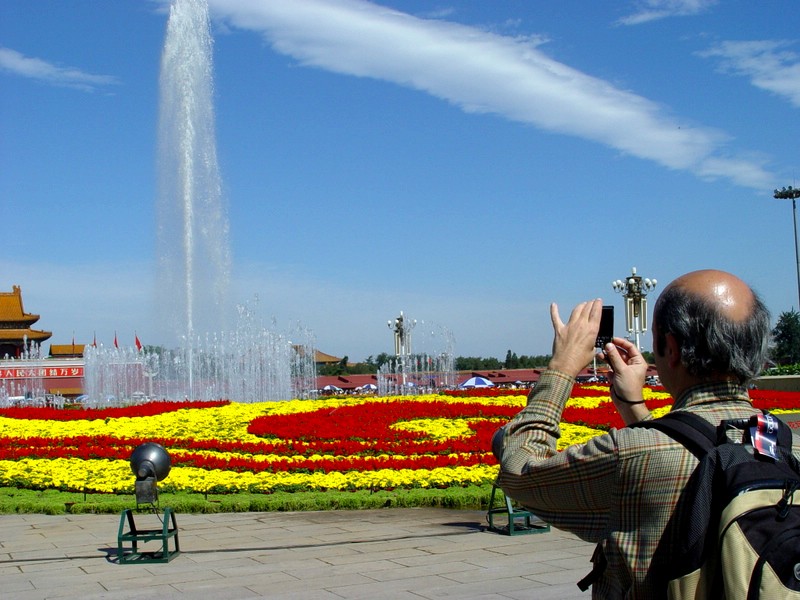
[670,376,744,409]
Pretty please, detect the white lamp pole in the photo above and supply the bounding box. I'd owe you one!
[612,267,657,351]
[388,311,416,390]
[774,186,800,309]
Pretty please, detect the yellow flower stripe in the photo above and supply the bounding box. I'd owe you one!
[0,394,529,443]
[0,458,499,493]
[393,418,475,440]
[558,423,606,449]
[168,448,483,466]
[566,396,608,409]
[0,458,131,494]
[567,387,671,409]
[392,419,603,450]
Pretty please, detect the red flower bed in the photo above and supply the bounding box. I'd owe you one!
[749,389,800,410]
[0,400,515,472]
[443,388,530,398]
[3,387,799,480]
[0,434,499,472]
[0,400,229,421]
[247,401,515,443]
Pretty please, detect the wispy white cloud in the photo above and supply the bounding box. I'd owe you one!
[0,47,120,92]
[208,0,773,190]
[699,40,800,108]
[617,0,717,26]
[416,7,456,20]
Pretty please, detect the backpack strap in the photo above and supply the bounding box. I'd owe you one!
[578,412,718,591]
[646,410,796,461]
[579,410,792,592]
[631,411,717,459]
[576,547,606,591]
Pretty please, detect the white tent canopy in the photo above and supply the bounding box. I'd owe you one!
[458,376,494,389]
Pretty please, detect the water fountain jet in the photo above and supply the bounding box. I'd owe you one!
[84,0,316,404]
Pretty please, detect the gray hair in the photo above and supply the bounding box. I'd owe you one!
[653,284,771,384]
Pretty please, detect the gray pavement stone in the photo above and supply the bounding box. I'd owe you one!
[0,508,596,599]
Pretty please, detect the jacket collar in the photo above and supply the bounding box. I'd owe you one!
[672,380,750,411]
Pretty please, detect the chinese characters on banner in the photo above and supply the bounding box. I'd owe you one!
[0,366,84,379]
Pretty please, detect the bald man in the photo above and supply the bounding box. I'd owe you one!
[493,270,797,598]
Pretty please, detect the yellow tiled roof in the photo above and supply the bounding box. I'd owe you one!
[49,344,85,357]
[0,328,52,342]
[0,285,40,326]
[292,345,342,364]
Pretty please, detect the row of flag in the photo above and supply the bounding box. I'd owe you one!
[71,333,143,351]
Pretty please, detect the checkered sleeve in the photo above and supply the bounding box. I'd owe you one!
[495,369,617,541]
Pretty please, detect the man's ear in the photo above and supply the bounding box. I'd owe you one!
[665,333,681,368]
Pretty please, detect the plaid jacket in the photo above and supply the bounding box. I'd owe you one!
[495,369,797,599]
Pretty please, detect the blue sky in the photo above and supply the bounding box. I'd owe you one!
[2,0,799,362]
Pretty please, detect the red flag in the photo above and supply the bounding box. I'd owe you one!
[135,333,142,352]
[114,332,119,349]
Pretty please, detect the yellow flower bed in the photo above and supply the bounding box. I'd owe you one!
[0,457,500,493]
[0,387,686,495]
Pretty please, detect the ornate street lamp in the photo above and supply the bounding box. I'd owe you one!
[612,267,657,350]
[388,311,416,389]
[774,186,800,309]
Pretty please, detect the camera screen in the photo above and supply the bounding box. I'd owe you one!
[596,305,614,348]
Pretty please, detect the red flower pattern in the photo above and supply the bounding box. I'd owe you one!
[2,387,798,476]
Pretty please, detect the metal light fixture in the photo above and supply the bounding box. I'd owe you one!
[130,442,172,507]
[774,186,800,309]
[117,442,180,564]
[612,267,657,350]
[388,311,416,390]
[388,311,416,357]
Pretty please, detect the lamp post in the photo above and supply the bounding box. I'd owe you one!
[774,186,800,309]
[612,267,657,351]
[388,311,416,390]
[143,352,159,400]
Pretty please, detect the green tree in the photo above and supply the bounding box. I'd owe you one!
[368,352,391,369]
[504,350,520,369]
[142,345,164,355]
[455,356,503,370]
[345,357,381,375]
[517,354,551,368]
[319,356,349,376]
[772,309,800,365]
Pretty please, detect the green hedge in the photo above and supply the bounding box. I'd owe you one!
[0,485,495,515]
[763,363,800,376]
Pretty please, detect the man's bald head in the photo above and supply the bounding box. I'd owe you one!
[653,270,770,384]
[662,270,755,323]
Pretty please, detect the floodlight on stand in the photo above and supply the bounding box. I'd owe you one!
[130,442,171,508]
[117,442,180,564]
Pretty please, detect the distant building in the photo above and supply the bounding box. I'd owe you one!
[0,285,52,358]
[292,345,343,366]
[49,344,86,359]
